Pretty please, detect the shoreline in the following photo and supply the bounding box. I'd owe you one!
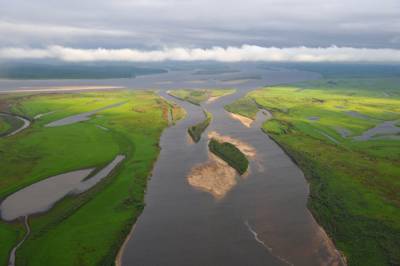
[261,128,347,265]
[228,112,253,127]
[0,86,125,94]
[115,224,136,266]
[225,106,346,265]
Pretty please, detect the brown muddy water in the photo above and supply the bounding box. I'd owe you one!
[0,65,344,265]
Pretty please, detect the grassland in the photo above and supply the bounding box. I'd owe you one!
[225,78,400,265]
[188,110,212,142]
[0,89,181,265]
[209,138,249,175]
[224,97,258,119]
[168,88,235,105]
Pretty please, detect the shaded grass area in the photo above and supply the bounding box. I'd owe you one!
[0,115,14,136]
[188,110,212,142]
[209,138,248,175]
[0,90,179,265]
[0,116,11,134]
[226,78,400,265]
[168,88,235,105]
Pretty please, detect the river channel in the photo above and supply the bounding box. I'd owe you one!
[0,65,344,265]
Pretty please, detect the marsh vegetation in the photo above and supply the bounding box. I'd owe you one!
[225,78,400,265]
[188,110,212,142]
[209,138,249,175]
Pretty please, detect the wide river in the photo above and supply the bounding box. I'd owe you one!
[0,65,344,265]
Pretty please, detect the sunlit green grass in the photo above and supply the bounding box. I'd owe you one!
[168,88,235,105]
[0,90,179,265]
[224,97,258,119]
[226,78,400,265]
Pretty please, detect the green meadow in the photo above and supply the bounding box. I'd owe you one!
[225,78,400,266]
[168,88,235,105]
[0,90,182,265]
[0,116,11,135]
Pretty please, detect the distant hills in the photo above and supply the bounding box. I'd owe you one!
[262,62,400,78]
[0,63,167,79]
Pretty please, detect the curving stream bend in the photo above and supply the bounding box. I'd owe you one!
[0,113,31,137]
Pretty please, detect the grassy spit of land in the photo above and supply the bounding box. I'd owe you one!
[188,110,212,142]
[0,89,183,265]
[168,88,234,142]
[225,78,400,266]
[168,88,235,105]
[209,138,249,175]
[225,97,259,119]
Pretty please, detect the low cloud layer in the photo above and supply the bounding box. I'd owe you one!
[1,45,400,63]
[1,0,399,49]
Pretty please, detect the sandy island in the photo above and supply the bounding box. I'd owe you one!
[187,132,256,198]
[188,152,237,199]
[208,131,256,158]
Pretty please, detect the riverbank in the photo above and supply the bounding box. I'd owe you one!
[225,78,400,265]
[0,90,182,265]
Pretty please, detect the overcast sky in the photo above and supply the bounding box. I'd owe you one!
[1,0,400,62]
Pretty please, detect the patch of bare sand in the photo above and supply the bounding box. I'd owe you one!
[187,152,237,199]
[1,86,125,94]
[208,131,256,158]
[229,112,254,128]
[187,134,194,145]
[313,225,347,266]
[187,132,257,198]
[207,96,220,103]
